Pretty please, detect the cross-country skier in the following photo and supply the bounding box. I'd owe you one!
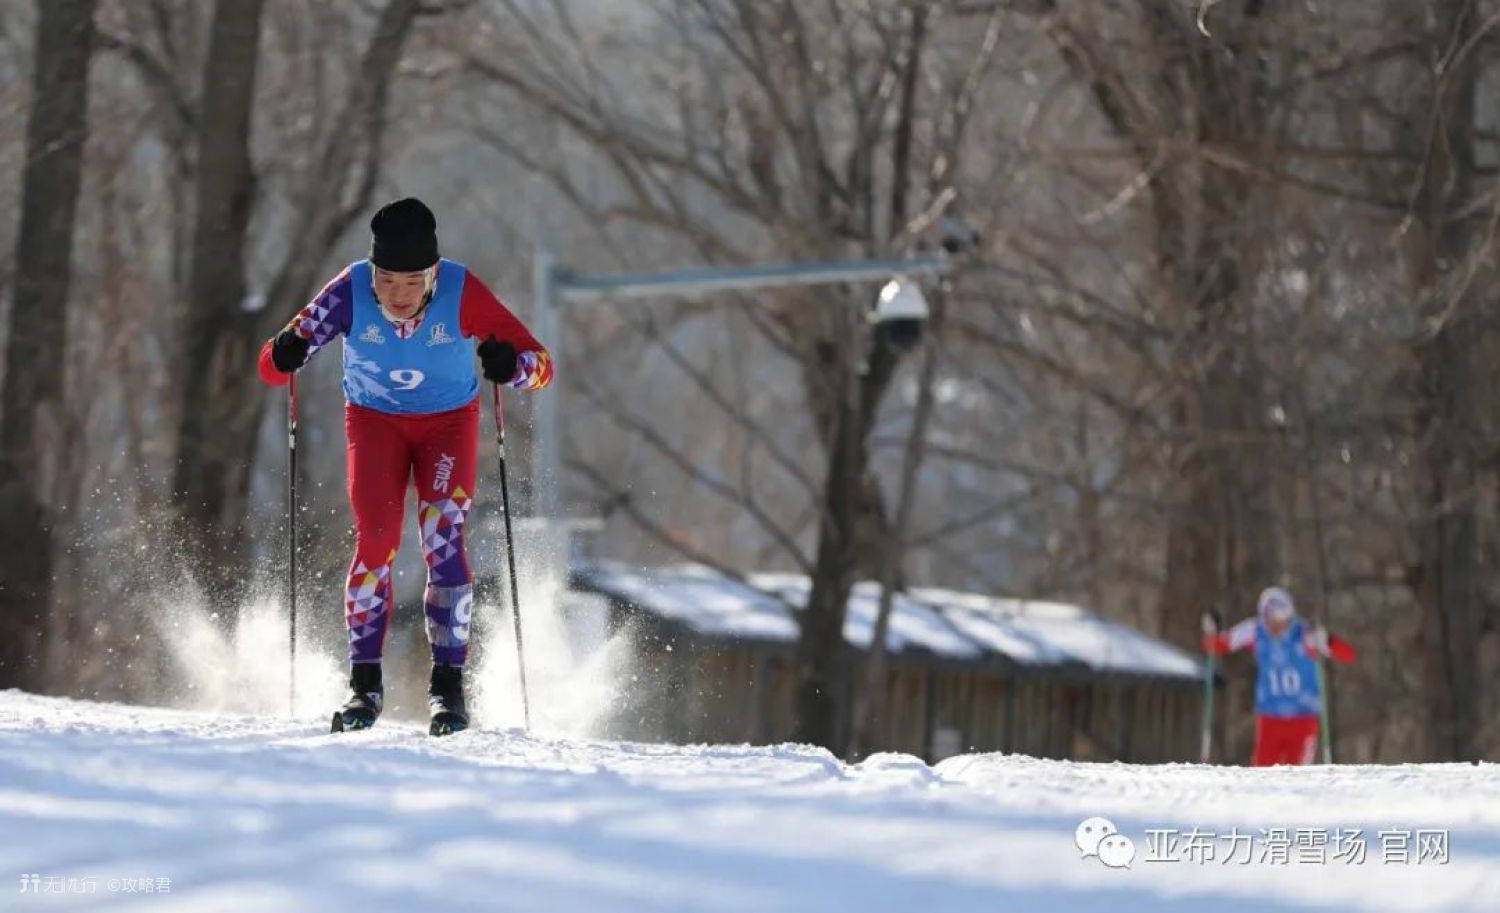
[1202,586,1355,766]
[257,197,552,735]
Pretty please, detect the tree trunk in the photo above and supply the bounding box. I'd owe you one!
[1152,174,1278,652]
[793,300,904,752]
[850,283,944,759]
[170,0,267,600]
[1040,1,1283,653]
[0,0,97,691]
[1410,0,1482,762]
[170,0,419,602]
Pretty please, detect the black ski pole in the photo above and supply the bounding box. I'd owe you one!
[288,375,298,717]
[492,382,532,730]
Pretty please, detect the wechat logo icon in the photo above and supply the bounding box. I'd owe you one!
[1077,816,1136,869]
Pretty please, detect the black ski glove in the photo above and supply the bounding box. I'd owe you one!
[271,328,311,374]
[477,336,518,385]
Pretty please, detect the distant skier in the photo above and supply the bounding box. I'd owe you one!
[257,197,552,735]
[1202,586,1356,766]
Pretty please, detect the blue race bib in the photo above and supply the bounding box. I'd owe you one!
[1254,618,1322,717]
[342,259,478,414]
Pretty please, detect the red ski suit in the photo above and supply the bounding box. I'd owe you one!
[1205,623,1355,766]
[259,263,550,666]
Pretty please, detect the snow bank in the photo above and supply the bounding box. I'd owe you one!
[3,690,1496,912]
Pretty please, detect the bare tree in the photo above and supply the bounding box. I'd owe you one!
[169,0,423,601]
[0,0,97,690]
[850,278,948,757]
[1032,0,1306,653]
[458,0,1002,751]
[1403,0,1490,762]
[170,0,267,598]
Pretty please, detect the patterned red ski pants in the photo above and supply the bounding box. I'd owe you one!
[343,397,478,667]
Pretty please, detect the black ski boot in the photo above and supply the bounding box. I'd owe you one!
[330,662,384,733]
[427,663,469,736]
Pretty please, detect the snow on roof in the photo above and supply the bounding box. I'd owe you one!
[753,574,983,660]
[572,562,1202,681]
[575,562,799,642]
[912,586,1203,680]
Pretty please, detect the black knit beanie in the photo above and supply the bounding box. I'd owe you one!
[369,197,439,272]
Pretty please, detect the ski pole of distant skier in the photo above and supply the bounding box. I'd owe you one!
[1199,610,1218,763]
[1294,395,1336,763]
[492,382,532,730]
[1308,486,1336,764]
[287,375,299,718]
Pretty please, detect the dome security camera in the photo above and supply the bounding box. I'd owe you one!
[872,277,929,353]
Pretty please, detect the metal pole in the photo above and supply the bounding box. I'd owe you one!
[533,248,559,522]
[287,375,298,717]
[551,255,949,304]
[494,382,532,730]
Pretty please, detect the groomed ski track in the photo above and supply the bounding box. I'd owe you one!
[2,690,1496,912]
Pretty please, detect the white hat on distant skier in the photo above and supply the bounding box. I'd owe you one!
[1257,586,1295,622]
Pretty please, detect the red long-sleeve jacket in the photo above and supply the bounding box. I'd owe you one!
[257,263,552,391]
[1204,620,1356,664]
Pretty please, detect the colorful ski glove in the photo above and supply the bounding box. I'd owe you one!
[271,328,311,374]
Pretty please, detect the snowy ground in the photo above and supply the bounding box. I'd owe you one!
[1,690,1496,912]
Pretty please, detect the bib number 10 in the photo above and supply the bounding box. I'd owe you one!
[390,369,425,391]
[1266,668,1302,697]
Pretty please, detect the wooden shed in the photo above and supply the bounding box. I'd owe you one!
[566,562,1207,763]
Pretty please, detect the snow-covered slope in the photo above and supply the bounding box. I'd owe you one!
[1,689,1495,912]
